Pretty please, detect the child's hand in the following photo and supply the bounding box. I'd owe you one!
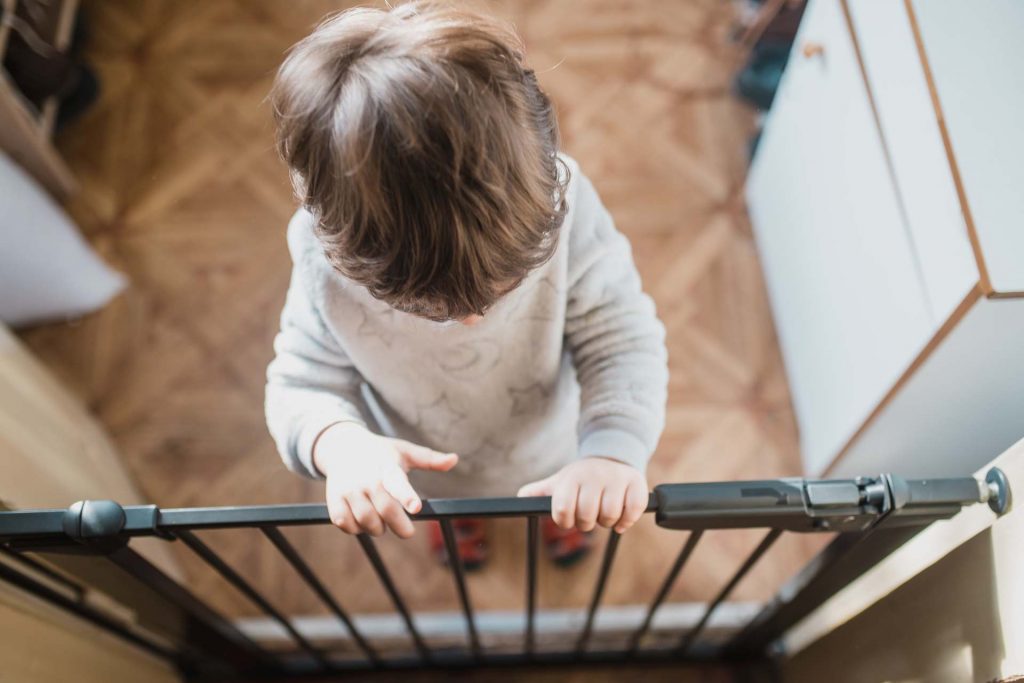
[516,457,649,534]
[313,422,458,538]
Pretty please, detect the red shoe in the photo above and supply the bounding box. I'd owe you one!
[542,517,593,568]
[429,519,488,571]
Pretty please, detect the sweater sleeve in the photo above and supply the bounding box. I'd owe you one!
[265,213,367,479]
[564,171,669,472]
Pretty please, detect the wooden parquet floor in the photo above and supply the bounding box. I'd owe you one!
[19,0,827,625]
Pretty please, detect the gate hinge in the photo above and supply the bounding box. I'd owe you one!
[62,500,129,554]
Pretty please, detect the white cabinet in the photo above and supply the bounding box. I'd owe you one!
[833,296,1024,479]
[846,0,978,321]
[747,0,933,475]
[748,0,1024,477]
[911,0,1024,294]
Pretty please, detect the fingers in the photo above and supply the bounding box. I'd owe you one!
[382,468,422,514]
[397,441,459,472]
[329,486,416,538]
[575,485,602,532]
[597,482,627,529]
[517,474,556,498]
[616,481,649,534]
[370,483,415,539]
[346,492,385,537]
[327,496,359,534]
[551,476,580,530]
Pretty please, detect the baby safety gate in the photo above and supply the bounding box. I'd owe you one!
[0,470,1011,680]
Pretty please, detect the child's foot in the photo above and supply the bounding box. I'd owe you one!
[541,517,593,568]
[429,519,488,571]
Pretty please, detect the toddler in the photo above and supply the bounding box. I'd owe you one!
[265,2,668,566]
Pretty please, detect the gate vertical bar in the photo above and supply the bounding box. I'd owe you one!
[260,526,380,666]
[575,530,621,656]
[106,545,281,673]
[525,515,539,656]
[678,528,782,654]
[0,546,84,599]
[0,559,179,664]
[176,530,329,669]
[725,526,921,656]
[356,533,432,662]
[626,529,704,655]
[439,519,482,658]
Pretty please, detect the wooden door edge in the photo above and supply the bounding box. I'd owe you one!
[903,0,992,296]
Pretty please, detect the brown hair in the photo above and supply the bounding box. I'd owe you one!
[272,1,569,321]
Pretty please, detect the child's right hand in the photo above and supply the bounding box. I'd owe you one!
[312,422,458,538]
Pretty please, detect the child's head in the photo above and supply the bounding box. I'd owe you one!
[272,1,568,322]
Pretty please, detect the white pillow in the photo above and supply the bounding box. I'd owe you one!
[0,153,126,327]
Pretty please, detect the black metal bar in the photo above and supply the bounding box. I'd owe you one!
[439,519,482,659]
[0,552,761,677]
[0,509,65,537]
[0,546,85,599]
[678,528,783,654]
[626,529,704,655]
[356,533,432,662]
[525,515,539,657]
[3,544,257,677]
[175,529,329,669]
[0,558,178,665]
[0,497,658,546]
[575,530,621,656]
[106,545,280,674]
[260,526,380,666]
[1,472,988,547]
[725,525,922,657]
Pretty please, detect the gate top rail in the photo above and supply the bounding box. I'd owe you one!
[0,472,1006,549]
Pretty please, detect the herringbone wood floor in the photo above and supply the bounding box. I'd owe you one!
[19,0,827,635]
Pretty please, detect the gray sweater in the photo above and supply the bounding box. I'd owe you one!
[265,156,668,497]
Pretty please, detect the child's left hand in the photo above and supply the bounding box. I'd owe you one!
[516,457,649,533]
